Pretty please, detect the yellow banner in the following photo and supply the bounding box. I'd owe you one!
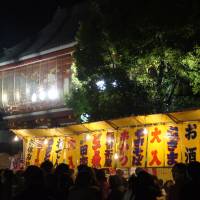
[164,124,182,166]
[131,128,148,167]
[147,125,165,167]
[65,136,79,169]
[117,129,132,168]
[23,122,200,168]
[181,122,200,164]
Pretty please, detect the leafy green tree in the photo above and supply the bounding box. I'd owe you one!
[67,0,200,121]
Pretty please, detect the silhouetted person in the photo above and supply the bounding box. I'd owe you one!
[107,175,125,200]
[135,171,161,200]
[167,163,189,200]
[1,169,14,200]
[68,169,101,200]
[123,174,136,200]
[96,169,109,200]
[54,163,73,200]
[13,165,52,200]
[40,160,53,175]
[182,161,200,200]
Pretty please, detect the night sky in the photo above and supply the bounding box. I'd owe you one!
[0,0,84,49]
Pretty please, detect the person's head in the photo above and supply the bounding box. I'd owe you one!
[172,163,188,183]
[135,167,144,176]
[40,160,53,174]
[24,165,44,187]
[77,164,89,173]
[75,171,93,187]
[137,171,155,187]
[1,169,13,183]
[128,174,136,191]
[116,169,124,178]
[109,175,123,189]
[187,161,200,181]
[54,163,69,176]
[96,169,107,183]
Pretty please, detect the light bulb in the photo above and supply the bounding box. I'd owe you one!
[107,137,112,144]
[48,87,59,100]
[86,134,91,141]
[31,93,37,102]
[39,87,46,101]
[43,139,48,145]
[13,136,19,142]
[114,153,119,160]
[143,128,148,135]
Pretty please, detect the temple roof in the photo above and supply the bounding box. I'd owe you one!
[0,2,87,65]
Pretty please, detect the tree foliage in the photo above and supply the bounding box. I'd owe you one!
[67,0,200,121]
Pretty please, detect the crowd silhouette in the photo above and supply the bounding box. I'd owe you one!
[0,161,200,200]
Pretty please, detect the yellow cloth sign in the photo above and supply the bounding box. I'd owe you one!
[23,122,200,168]
[117,129,132,168]
[131,128,148,167]
[181,122,200,164]
[147,125,165,167]
[164,124,182,166]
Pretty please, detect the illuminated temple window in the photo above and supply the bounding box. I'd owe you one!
[0,55,71,113]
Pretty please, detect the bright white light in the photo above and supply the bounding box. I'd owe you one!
[96,80,106,91]
[107,137,112,144]
[13,136,19,142]
[86,134,91,141]
[143,128,148,135]
[48,87,59,100]
[80,113,90,123]
[112,80,117,87]
[16,91,20,101]
[2,93,8,103]
[39,87,46,101]
[26,87,30,95]
[114,153,119,160]
[31,93,37,102]
[43,139,48,145]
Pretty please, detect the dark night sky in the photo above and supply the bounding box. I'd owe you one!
[0,0,84,49]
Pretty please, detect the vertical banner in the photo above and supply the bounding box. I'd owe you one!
[79,134,89,165]
[65,136,78,169]
[91,132,102,168]
[147,126,165,167]
[181,122,200,164]
[118,129,131,168]
[164,125,182,166]
[44,138,54,161]
[34,138,45,166]
[132,128,147,167]
[104,131,115,168]
[25,138,35,166]
[51,137,64,167]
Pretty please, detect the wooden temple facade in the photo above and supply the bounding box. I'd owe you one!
[0,4,85,129]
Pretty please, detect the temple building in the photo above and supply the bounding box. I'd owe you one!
[0,3,86,129]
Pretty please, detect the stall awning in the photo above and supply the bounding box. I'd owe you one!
[12,108,200,137]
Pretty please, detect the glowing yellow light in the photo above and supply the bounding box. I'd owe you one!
[2,93,8,103]
[107,137,112,144]
[43,139,48,145]
[86,134,91,141]
[143,128,148,135]
[114,153,119,160]
[13,136,19,142]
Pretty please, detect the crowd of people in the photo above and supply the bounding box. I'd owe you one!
[0,161,200,200]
